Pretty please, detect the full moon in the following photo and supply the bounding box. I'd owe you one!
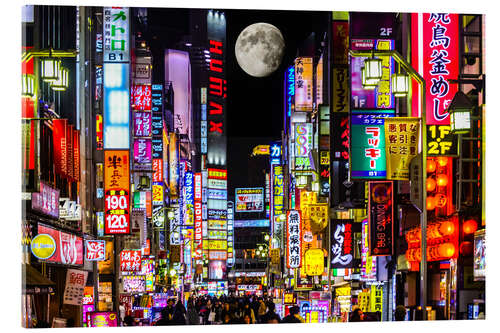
[235,23,285,77]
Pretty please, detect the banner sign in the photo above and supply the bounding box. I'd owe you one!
[52,119,68,177]
[286,210,302,268]
[333,68,349,113]
[31,181,60,219]
[272,165,285,218]
[384,117,420,180]
[332,113,350,160]
[368,181,394,256]
[235,188,264,212]
[63,269,88,305]
[73,128,80,182]
[103,7,130,62]
[152,159,163,183]
[134,138,152,164]
[330,219,359,269]
[96,114,103,150]
[152,138,163,160]
[411,13,459,125]
[133,112,152,137]
[294,57,313,112]
[351,113,394,179]
[152,184,163,205]
[152,205,165,229]
[87,312,118,327]
[131,84,152,111]
[120,250,142,272]
[194,173,202,201]
[36,224,84,265]
[104,150,130,234]
[294,123,313,158]
[85,240,105,261]
[333,20,349,65]
[370,285,384,313]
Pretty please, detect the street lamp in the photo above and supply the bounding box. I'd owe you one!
[364,57,383,82]
[391,73,410,97]
[50,67,69,91]
[22,74,35,98]
[40,57,61,82]
[361,66,379,89]
[449,91,474,134]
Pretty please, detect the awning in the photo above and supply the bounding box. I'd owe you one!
[22,264,56,294]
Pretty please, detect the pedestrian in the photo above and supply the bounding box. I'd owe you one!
[242,313,252,324]
[257,297,267,322]
[123,315,134,326]
[155,307,171,326]
[187,300,200,325]
[282,306,302,323]
[349,308,364,322]
[260,301,281,323]
[172,300,187,325]
[394,305,406,321]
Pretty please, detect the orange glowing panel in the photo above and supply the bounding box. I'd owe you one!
[427,159,437,173]
[463,219,478,235]
[436,156,448,167]
[426,177,436,192]
[426,196,436,210]
[434,193,447,208]
[436,174,448,187]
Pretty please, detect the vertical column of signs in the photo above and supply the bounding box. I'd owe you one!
[287,210,302,269]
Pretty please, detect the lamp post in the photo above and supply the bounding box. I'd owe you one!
[349,49,428,319]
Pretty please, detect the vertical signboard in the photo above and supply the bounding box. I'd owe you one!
[287,210,302,268]
[361,219,377,281]
[368,181,393,256]
[330,219,359,269]
[103,7,130,62]
[227,201,234,267]
[184,171,194,226]
[293,123,313,170]
[384,117,420,180]
[52,119,68,177]
[411,13,459,125]
[294,57,313,112]
[351,113,394,179]
[169,133,178,197]
[104,150,130,234]
[131,84,152,111]
[103,7,130,149]
[85,240,106,261]
[133,112,152,137]
[103,62,130,149]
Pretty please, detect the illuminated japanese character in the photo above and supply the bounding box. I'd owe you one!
[430,23,450,48]
[428,13,450,24]
[429,50,451,75]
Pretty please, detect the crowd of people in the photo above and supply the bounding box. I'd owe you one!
[126,295,306,325]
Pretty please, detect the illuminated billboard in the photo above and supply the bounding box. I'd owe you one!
[104,150,130,234]
[235,188,264,212]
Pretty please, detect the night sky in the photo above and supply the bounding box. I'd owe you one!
[146,7,329,193]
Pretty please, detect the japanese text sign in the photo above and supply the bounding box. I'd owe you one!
[304,248,324,276]
[427,125,459,156]
[32,181,59,219]
[368,181,394,256]
[134,138,152,164]
[63,269,88,306]
[133,112,152,137]
[152,159,163,183]
[103,7,129,62]
[384,117,420,180]
[294,57,313,112]
[131,85,152,111]
[272,165,284,218]
[120,250,142,272]
[330,219,357,269]
[122,275,146,293]
[85,240,106,261]
[104,150,130,234]
[287,210,302,268]
[37,224,83,265]
[351,113,394,179]
[411,13,459,125]
[361,220,377,281]
[235,188,264,212]
[87,312,118,327]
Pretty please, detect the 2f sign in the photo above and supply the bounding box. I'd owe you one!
[380,27,393,36]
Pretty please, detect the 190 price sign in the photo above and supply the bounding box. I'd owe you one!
[104,192,130,234]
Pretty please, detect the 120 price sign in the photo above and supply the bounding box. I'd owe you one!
[104,192,130,234]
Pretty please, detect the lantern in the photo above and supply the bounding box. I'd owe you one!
[426,177,436,192]
[391,73,409,97]
[427,159,437,173]
[439,221,455,237]
[463,219,478,235]
[50,67,69,91]
[436,174,448,187]
[449,91,474,134]
[459,241,474,256]
[22,74,35,98]
[41,57,61,82]
[361,67,379,89]
[438,243,455,258]
[364,57,383,81]
[436,157,448,167]
[434,193,448,208]
[426,196,436,210]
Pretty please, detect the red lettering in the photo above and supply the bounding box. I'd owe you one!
[209,121,223,133]
[209,101,223,115]
[210,58,223,73]
[208,77,227,98]
[209,40,223,54]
